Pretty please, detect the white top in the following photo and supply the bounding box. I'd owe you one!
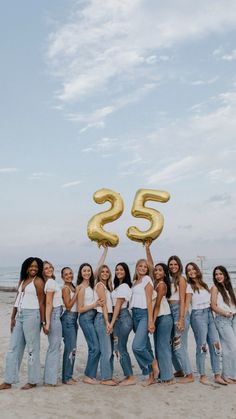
[130,275,153,309]
[44,278,63,308]
[191,288,210,310]
[63,285,77,312]
[217,291,236,314]
[94,282,113,314]
[156,282,171,316]
[111,283,132,309]
[14,279,39,310]
[83,286,94,306]
[169,280,190,301]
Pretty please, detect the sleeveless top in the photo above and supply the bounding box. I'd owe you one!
[217,291,236,314]
[191,288,210,310]
[156,282,171,316]
[63,285,78,312]
[14,278,39,310]
[94,282,112,314]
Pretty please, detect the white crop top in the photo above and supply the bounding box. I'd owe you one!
[14,279,39,310]
[83,286,94,306]
[191,288,210,310]
[155,282,171,317]
[111,283,132,309]
[63,285,78,312]
[169,281,190,301]
[217,291,236,314]
[130,276,153,309]
[94,282,113,314]
[44,278,63,308]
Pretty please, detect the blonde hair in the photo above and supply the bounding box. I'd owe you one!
[133,259,149,282]
[43,260,55,280]
[96,264,113,292]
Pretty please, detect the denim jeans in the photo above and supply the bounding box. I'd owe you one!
[191,308,220,375]
[4,309,41,384]
[154,314,173,381]
[215,314,236,379]
[132,308,154,376]
[113,308,133,377]
[79,309,100,379]
[170,303,192,375]
[44,306,62,385]
[94,312,114,380]
[61,310,78,382]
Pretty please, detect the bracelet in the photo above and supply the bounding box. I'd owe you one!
[41,321,46,326]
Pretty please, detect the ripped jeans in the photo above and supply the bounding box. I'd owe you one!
[44,306,62,385]
[170,303,192,375]
[4,309,41,384]
[191,308,220,376]
[61,310,78,382]
[215,314,236,379]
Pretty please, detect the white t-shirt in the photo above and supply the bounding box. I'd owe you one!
[44,278,63,308]
[130,275,153,309]
[111,283,132,309]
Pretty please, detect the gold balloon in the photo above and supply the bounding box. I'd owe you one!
[126,189,170,244]
[87,188,124,247]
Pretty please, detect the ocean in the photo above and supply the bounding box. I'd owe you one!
[0,258,235,289]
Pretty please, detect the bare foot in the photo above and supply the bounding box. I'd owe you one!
[165,379,176,385]
[152,359,159,380]
[63,380,77,385]
[214,375,228,386]
[142,373,155,387]
[222,377,236,384]
[21,383,37,390]
[82,377,100,385]
[0,383,12,390]
[174,371,184,377]
[119,377,136,386]
[44,383,61,387]
[178,374,194,384]
[71,378,78,383]
[100,379,117,386]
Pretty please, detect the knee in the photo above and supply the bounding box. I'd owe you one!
[199,342,207,354]
[212,341,221,355]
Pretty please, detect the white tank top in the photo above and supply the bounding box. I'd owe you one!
[192,289,210,310]
[83,286,94,306]
[217,291,236,314]
[14,279,39,310]
[63,285,78,312]
[94,282,112,314]
[156,282,171,316]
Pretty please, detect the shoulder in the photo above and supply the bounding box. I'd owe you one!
[34,277,44,288]
[45,278,57,292]
[143,275,153,287]
[156,281,166,292]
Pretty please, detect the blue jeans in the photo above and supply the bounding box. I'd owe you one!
[4,309,41,384]
[94,312,114,380]
[132,308,154,376]
[61,310,78,382]
[44,306,62,385]
[215,314,236,379]
[170,303,192,375]
[154,314,174,381]
[191,308,220,375]
[79,309,100,379]
[113,308,133,377]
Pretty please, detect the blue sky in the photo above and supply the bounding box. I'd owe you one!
[1,0,236,268]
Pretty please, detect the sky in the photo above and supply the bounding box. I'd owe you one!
[0,0,236,268]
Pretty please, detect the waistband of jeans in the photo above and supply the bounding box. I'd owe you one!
[191,307,210,312]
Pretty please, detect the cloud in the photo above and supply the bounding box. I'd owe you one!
[61,180,82,188]
[147,156,197,184]
[190,76,219,86]
[222,49,236,61]
[81,137,118,153]
[207,193,232,205]
[29,172,51,180]
[0,167,19,173]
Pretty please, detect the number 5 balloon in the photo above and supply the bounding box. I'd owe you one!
[87,188,124,247]
[126,189,170,244]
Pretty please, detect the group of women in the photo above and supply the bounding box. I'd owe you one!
[0,244,236,390]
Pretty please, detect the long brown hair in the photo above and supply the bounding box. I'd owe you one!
[96,264,113,292]
[213,266,236,306]
[168,255,183,292]
[185,262,209,293]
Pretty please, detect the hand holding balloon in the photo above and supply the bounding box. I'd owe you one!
[87,188,124,247]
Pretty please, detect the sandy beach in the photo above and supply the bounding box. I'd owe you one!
[0,291,235,419]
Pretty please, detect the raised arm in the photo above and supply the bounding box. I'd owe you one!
[94,245,108,279]
[145,241,154,279]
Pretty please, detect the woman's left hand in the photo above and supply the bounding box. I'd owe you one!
[148,320,155,334]
[43,324,50,335]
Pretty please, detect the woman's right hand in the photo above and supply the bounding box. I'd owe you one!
[177,319,184,332]
[95,299,104,307]
[10,318,16,333]
[225,311,233,318]
[43,324,50,335]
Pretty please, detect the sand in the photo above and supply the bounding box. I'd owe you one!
[0,291,236,419]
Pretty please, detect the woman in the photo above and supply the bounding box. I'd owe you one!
[168,255,194,383]
[61,267,78,385]
[0,257,45,390]
[211,265,236,384]
[43,260,63,386]
[94,264,117,385]
[186,262,225,385]
[108,262,135,386]
[130,259,158,386]
[77,263,102,384]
